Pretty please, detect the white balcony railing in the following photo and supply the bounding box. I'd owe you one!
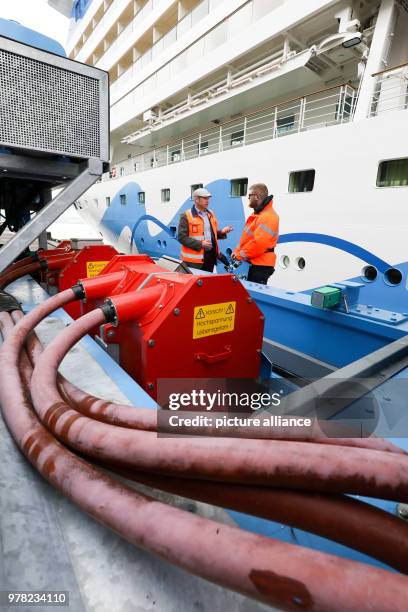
[109,0,212,97]
[100,0,155,62]
[369,62,408,116]
[110,0,289,105]
[105,84,356,180]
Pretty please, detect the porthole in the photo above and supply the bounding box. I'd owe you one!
[279,255,290,269]
[295,257,306,270]
[362,265,378,282]
[384,268,402,286]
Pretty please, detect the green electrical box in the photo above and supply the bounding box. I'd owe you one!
[311,286,342,309]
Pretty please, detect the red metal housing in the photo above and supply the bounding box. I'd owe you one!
[89,257,265,399]
[56,245,118,318]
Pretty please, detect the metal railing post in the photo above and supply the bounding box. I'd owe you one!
[243,116,247,144]
[338,85,345,123]
[198,133,202,157]
[298,97,305,132]
[273,106,278,138]
[218,126,223,152]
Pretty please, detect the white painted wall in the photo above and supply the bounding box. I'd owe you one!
[77,109,408,291]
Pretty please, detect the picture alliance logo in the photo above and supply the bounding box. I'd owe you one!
[167,389,282,411]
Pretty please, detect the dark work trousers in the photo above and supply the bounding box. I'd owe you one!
[247,265,275,285]
[187,248,217,272]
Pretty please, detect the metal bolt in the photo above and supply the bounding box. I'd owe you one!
[292,596,304,606]
[256,348,261,353]
[397,503,408,520]
[174,308,180,316]
[148,339,155,347]
[232,276,237,282]
[147,383,154,390]
[107,330,115,338]
[158,304,163,309]
[197,279,203,286]
[247,297,253,303]
[260,315,265,321]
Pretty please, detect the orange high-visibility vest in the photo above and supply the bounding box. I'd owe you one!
[181,208,219,263]
[234,200,279,266]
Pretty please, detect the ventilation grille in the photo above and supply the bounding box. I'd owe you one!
[0,49,100,158]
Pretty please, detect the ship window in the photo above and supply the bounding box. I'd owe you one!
[289,170,315,193]
[198,141,209,155]
[377,158,408,187]
[138,191,145,204]
[191,184,203,198]
[134,161,140,172]
[120,194,126,206]
[161,188,171,202]
[106,197,111,207]
[231,130,244,146]
[230,178,248,197]
[171,150,181,163]
[277,115,295,135]
[119,166,125,176]
[169,226,177,237]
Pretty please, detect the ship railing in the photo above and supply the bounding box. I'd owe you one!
[109,0,213,97]
[104,83,356,180]
[110,0,283,102]
[101,0,155,65]
[156,47,287,126]
[369,62,408,116]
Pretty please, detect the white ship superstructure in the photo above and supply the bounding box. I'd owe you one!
[50,0,408,292]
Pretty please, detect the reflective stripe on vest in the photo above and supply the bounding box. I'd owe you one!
[259,223,277,237]
[180,249,204,260]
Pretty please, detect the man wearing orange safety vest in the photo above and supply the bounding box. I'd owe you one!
[232,183,279,285]
[178,187,233,271]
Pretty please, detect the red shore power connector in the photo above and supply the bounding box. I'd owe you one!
[77,255,265,399]
[41,244,119,319]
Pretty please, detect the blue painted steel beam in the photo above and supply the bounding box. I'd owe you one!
[246,281,408,368]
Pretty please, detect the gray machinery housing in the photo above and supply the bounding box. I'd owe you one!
[0,34,109,272]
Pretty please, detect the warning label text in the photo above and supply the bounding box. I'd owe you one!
[86,261,109,278]
[193,301,236,339]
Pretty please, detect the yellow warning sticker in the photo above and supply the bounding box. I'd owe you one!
[86,261,109,278]
[193,301,236,339]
